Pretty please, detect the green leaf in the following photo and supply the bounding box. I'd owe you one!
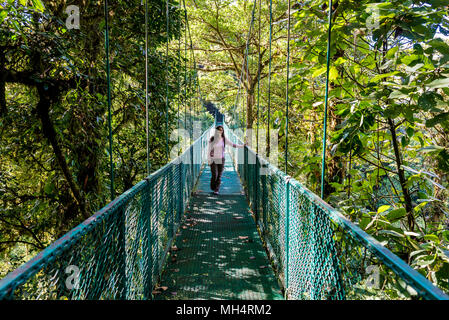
[31,0,45,11]
[389,90,409,99]
[404,63,424,73]
[401,54,420,66]
[427,78,449,89]
[329,66,338,81]
[44,181,55,195]
[312,66,326,78]
[428,38,449,55]
[424,234,440,244]
[0,10,7,23]
[415,255,435,267]
[414,202,428,213]
[404,231,422,237]
[369,71,399,83]
[410,249,427,258]
[401,135,408,147]
[334,57,346,65]
[426,0,448,7]
[418,92,437,110]
[385,47,398,59]
[378,230,404,238]
[442,231,449,242]
[386,208,407,222]
[417,145,444,153]
[377,205,390,214]
[426,112,449,128]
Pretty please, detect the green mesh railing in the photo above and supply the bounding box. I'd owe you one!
[0,127,211,300]
[224,124,449,300]
[3,120,449,300]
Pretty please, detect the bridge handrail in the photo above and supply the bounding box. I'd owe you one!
[0,126,212,300]
[224,123,449,300]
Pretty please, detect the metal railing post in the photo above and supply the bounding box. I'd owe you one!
[119,206,127,299]
[261,162,267,235]
[244,146,248,187]
[142,180,152,299]
[254,155,259,221]
[169,166,174,239]
[178,160,184,222]
[284,177,290,299]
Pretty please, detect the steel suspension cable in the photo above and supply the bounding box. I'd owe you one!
[104,0,114,200]
[233,78,242,129]
[184,7,187,135]
[266,0,273,159]
[233,0,258,137]
[177,34,181,155]
[320,0,333,199]
[182,0,188,137]
[285,0,291,174]
[165,0,170,161]
[256,0,261,154]
[182,0,193,138]
[144,0,150,175]
[189,47,192,139]
[184,1,204,130]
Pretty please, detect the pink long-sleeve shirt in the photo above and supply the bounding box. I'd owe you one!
[207,136,244,164]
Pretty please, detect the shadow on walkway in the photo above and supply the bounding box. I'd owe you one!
[154,153,283,300]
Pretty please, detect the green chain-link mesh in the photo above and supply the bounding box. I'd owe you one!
[0,128,211,300]
[1,122,448,300]
[224,124,448,300]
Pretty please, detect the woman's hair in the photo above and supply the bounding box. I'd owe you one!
[210,125,225,143]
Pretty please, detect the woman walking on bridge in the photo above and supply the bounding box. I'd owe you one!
[207,125,245,195]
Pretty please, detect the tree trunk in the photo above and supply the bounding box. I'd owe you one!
[36,85,89,219]
[387,117,415,230]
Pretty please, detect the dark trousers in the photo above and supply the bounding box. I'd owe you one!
[210,158,225,192]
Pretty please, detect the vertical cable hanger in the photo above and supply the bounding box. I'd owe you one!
[144,0,150,176]
[165,0,170,161]
[181,0,193,139]
[244,3,251,138]
[104,0,114,200]
[266,0,273,158]
[256,0,262,154]
[189,43,192,140]
[233,73,242,130]
[183,0,187,134]
[234,0,258,139]
[285,0,291,174]
[177,32,181,155]
[320,0,333,199]
[184,1,204,133]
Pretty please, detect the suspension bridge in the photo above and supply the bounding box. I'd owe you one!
[1,0,448,300]
[0,116,448,300]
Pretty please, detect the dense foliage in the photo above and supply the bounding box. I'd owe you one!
[0,0,202,276]
[1,0,448,297]
[187,0,449,294]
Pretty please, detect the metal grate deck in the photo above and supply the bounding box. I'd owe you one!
[154,153,284,300]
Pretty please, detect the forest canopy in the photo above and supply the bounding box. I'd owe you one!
[185,0,449,293]
[0,0,208,276]
[1,0,449,296]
